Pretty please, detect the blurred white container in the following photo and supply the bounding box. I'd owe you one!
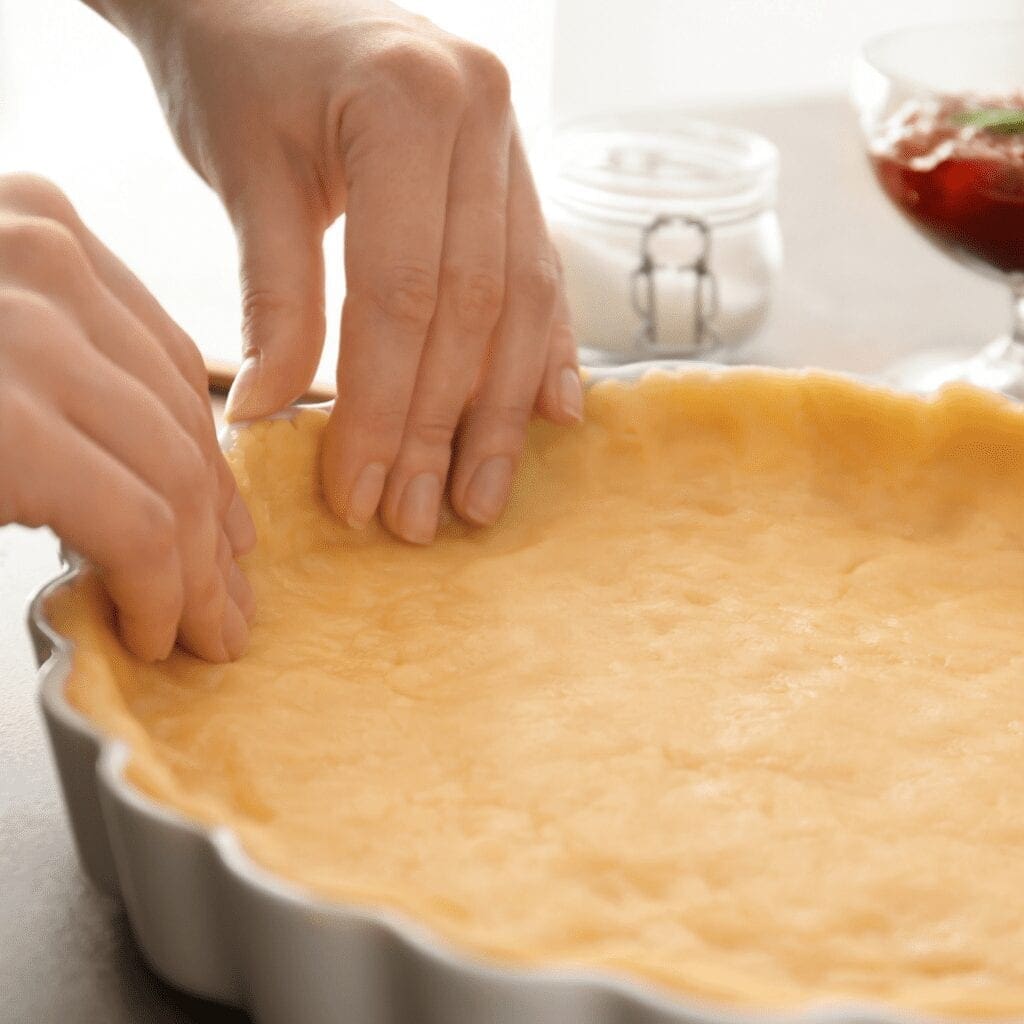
[543,113,782,364]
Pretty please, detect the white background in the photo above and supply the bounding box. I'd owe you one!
[0,0,1018,382]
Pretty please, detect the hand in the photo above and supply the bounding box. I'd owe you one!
[0,175,256,662]
[98,0,582,544]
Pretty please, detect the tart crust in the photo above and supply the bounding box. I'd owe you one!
[52,370,1024,1018]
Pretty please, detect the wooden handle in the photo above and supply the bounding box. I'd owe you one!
[204,358,336,403]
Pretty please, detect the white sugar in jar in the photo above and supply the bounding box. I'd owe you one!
[542,114,782,364]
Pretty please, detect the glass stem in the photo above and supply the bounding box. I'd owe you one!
[1012,276,1024,346]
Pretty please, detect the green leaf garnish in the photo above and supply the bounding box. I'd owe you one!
[953,108,1024,134]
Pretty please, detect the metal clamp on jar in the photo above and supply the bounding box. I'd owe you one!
[542,113,782,365]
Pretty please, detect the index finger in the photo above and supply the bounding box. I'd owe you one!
[321,113,459,528]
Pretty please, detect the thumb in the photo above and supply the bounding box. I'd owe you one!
[224,172,327,422]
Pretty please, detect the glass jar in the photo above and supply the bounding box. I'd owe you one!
[541,113,782,365]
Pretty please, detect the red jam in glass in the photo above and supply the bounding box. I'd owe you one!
[871,95,1024,274]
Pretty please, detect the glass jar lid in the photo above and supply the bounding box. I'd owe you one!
[543,112,779,228]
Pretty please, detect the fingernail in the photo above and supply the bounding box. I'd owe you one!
[224,355,262,423]
[220,598,249,660]
[464,455,513,526]
[225,492,257,555]
[346,461,387,529]
[396,472,442,545]
[559,366,584,422]
[227,562,256,623]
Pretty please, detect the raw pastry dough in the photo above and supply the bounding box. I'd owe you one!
[54,370,1024,1018]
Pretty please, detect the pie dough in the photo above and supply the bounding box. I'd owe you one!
[53,370,1024,1018]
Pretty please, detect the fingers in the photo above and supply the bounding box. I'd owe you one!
[448,135,570,527]
[222,162,328,423]
[65,349,244,662]
[57,209,257,553]
[322,103,460,527]
[0,175,253,663]
[325,106,577,540]
[0,293,246,662]
[0,174,213,402]
[380,97,512,544]
[61,213,257,554]
[0,383,183,662]
[0,176,256,555]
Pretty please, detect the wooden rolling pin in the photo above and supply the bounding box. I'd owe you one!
[204,358,337,403]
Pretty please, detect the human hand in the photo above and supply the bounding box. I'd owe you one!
[0,175,255,662]
[98,0,581,544]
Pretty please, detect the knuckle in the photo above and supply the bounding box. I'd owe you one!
[333,400,408,468]
[462,45,511,108]
[239,285,297,336]
[165,443,214,521]
[179,346,210,399]
[512,259,559,315]
[0,288,40,333]
[188,564,224,618]
[474,398,533,443]
[0,286,78,349]
[0,215,89,282]
[366,262,439,334]
[0,174,77,226]
[358,403,410,447]
[445,267,504,335]
[124,497,178,568]
[181,388,215,447]
[408,412,458,453]
[377,39,466,113]
[238,283,326,351]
